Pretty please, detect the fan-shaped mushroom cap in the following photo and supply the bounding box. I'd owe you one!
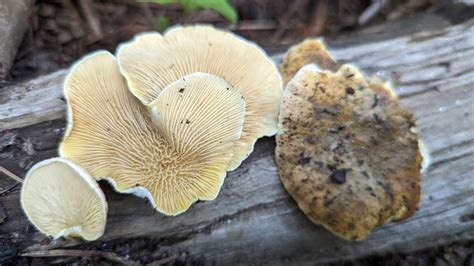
[275,64,423,240]
[280,39,338,86]
[20,158,107,241]
[59,51,245,215]
[117,25,282,170]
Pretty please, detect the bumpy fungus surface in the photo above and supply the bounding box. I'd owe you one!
[21,158,107,241]
[275,64,423,240]
[60,51,245,215]
[280,39,339,86]
[117,25,282,170]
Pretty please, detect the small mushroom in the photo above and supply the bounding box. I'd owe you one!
[276,64,424,240]
[60,51,245,215]
[279,38,339,86]
[20,158,107,241]
[116,25,282,170]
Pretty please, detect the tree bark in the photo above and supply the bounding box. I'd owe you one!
[1,18,473,265]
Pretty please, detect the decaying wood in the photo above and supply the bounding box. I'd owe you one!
[20,249,140,265]
[0,19,473,265]
[0,0,34,80]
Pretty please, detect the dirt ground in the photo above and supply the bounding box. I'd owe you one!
[8,0,436,82]
[1,0,473,265]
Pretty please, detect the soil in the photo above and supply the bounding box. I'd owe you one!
[2,0,473,265]
[8,0,426,83]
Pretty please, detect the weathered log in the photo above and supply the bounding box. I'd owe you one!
[0,19,473,265]
[0,0,34,80]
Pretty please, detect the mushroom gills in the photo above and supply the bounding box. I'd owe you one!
[117,25,282,171]
[60,51,245,215]
[20,158,107,241]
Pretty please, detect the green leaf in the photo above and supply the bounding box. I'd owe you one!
[139,0,180,4]
[138,0,238,24]
[181,0,238,24]
[155,15,172,30]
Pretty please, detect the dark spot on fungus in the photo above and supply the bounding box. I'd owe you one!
[345,87,355,95]
[348,222,355,230]
[373,113,383,124]
[377,180,394,200]
[311,196,318,205]
[135,183,140,187]
[346,74,355,78]
[305,136,317,144]
[329,169,347,184]
[329,124,347,133]
[179,88,185,93]
[313,161,324,169]
[298,151,311,165]
[327,164,337,171]
[185,119,191,124]
[314,107,337,117]
[323,196,336,207]
[372,94,379,108]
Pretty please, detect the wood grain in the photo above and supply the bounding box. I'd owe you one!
[0,19,473,265]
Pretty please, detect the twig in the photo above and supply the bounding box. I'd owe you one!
[147,255,178,265]
[0,182,21,196]
[78,0,103,39]
[0,166,23,183]
[358,0,391,25]
[20,249,140,265]
[298,0,329,36]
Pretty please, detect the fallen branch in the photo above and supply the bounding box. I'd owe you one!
[0,183,20,196]
[148,255,178,265]
[0,166,23,183]
[78,0,103,43]
[20,249,140,265]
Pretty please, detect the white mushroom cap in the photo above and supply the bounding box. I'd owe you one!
[116,25,282,170]
[59,51,245,215]
[20,158,107,241]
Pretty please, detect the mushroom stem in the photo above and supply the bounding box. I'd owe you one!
[0,166,23,183]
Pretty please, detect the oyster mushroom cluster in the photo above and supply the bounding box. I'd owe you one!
[20,25,282,241]
[276,39,430,240]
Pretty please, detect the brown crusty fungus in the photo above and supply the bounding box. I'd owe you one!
[21,158,107,241]
[279,38,339,86]
[59,51,245,215]
[275,64,424,240]
[116,25,282,170]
